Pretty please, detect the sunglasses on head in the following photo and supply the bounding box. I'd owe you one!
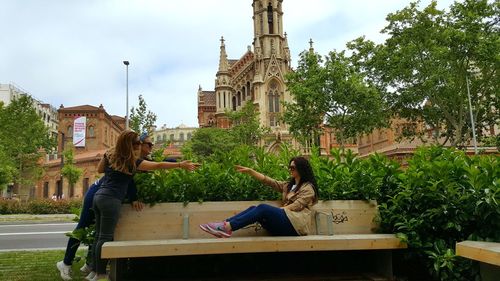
[143,142,154,148]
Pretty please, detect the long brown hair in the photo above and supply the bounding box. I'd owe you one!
[287,156,319,203]
[107,130,140,174]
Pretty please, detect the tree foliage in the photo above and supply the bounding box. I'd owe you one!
[323,51,389,146]
[181,128,238,161]
[348,0,499,146]
[283,50,327,146]
[284,49,388,148]
[0,95,55,187]
[226,102,268,146]
[61,147,82,192]
[130,94,157,135]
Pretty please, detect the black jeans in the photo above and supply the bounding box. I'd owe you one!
[92,194,122,274]
[63,183,99,265]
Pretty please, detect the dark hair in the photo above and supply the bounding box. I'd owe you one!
[286,156,319,202]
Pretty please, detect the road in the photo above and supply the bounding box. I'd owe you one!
[0,222,77,251]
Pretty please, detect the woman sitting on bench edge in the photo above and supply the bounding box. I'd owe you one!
[200,156,318,237]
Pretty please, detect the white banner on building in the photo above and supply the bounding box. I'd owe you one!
[73,116,86,147]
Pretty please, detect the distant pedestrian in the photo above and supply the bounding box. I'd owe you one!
[51,193,57,201]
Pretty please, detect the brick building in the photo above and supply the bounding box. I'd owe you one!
[37,104,125,199]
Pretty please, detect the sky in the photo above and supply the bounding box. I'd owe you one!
[0,0,456,128]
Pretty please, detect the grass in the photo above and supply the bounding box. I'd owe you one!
[0,249,88,281]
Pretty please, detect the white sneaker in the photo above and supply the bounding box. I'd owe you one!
[85,271,96,281]
[56,261,72,281]
[80,263,92,274]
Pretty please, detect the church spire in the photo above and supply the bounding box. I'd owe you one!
[309,38,315,53]
[218,36,229,72]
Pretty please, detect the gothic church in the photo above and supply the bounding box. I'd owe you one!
[197,0,297,151]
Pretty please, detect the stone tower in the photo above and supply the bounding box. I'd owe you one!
[251,0,292,129]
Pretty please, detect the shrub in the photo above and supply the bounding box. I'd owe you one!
[0,198,82,214]
[378,146,499,280]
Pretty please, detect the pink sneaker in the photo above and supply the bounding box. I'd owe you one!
[199,221,232,238]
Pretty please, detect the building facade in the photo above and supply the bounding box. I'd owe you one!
[198,0,298,152]
[36,104,125,199]
[0,83,59,142]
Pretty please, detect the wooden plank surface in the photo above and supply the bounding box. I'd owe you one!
[113,200,379,241]
[456,241,500,266]
[102,234,406,259]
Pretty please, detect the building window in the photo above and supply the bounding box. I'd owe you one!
[180,133,185,141]
[246,82,251,97]
[83,178,89,195]
[170,134,174,140]
[88,125,95,137]
[187,133,192,140]
[43,182,49,198]
[267,2,274,34]
[268,81,280,127]
[232,96,237,111]
[67,125,73,137]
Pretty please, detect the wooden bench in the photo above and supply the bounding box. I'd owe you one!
[456,241,500,281]
[102,200,407,280]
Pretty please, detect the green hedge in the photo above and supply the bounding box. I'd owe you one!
[0,198,82,214]
[378,146,499,280]
[137,145,499,280]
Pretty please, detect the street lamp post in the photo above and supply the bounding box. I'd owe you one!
[123,60,130,130]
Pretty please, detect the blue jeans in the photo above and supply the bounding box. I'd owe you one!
[227,204,298,236]
[92,194,122,274]
[63,183,100,265]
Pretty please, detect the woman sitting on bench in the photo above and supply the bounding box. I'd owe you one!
[200,156,318,238]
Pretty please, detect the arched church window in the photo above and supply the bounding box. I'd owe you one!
[246,82,251,97]
[237,91,241,106]
[67,125,73,137]
[268,81,280,113]
[268,81,280,127]
[232,96,237,111]
[88,125,95,137]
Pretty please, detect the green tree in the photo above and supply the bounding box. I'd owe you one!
[0,95,55,190]
[61,147,82,197]
[129,95,157,135]
[284,49,388,149]
[283,50,328,147]
[350,0,499,146]
[181,128,237,161]
[0,149,15,190]
[323,50,389,148]
[226,102,268,146]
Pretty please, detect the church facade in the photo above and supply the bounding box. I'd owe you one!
[197,0,297,152]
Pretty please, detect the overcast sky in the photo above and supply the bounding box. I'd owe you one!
[0,0,456,128]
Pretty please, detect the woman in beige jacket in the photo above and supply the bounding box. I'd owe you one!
[200,156,318,237]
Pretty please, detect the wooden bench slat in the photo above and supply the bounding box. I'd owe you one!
[102,234,406,259]
[113,200,379,241]
[456,241,500,266]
